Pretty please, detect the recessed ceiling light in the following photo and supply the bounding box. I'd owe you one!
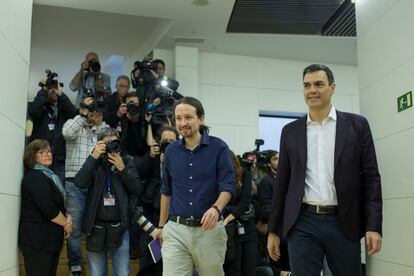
[192,0,210,6]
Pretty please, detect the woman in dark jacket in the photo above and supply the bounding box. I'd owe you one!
[223,151,257,276]
[19,139,72,276]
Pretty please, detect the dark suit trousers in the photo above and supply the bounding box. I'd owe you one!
[21,245,60,276]
[287,210,362,276]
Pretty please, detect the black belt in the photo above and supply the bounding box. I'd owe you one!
[169,215,203,227]
[302,203,338,214]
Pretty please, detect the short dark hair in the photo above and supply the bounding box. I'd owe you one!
[173,96,210,134]
[116,75,130,86]
[23,139,50,169]
[152,59,165,69]
[303,64,335,85]
[125,91,138,99]
[158,125,179,140]
[97,127,120,141]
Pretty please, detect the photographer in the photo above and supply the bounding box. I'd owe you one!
[118,92,149,157]
[70,52,111,108]
[27,71,77,182]
[74,127,142,276]
[103,75,131,128]
[256,150,290,275]
[132,59,181,109]
[133,125,178,272]
[223,151,257,276]
[62,98,109,276]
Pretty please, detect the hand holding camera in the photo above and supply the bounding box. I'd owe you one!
[81,60,89,71]
[92,141,107,160]
[117,103,128,118]
[79,97,94,116]
[107,152,125,171]
[150,144,161,158]
[81,59,101,73]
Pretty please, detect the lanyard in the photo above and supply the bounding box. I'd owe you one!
[106,175,111,194]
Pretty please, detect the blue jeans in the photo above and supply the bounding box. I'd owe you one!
[65,180,87,268]
[288,210,362,276]
[87,231,130,276]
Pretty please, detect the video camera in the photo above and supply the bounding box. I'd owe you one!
[38,69,64,90]
[145,81,181,125]
[131,60,157,86]
[240,139,268,169]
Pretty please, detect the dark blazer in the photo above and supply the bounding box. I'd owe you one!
[18,170,66,252]
[74,155,142,235]
[268,110,382,241]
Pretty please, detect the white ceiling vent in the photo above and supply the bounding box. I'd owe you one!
[173,36,206,44]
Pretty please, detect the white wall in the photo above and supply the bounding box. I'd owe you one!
[356,0,414,275]
[0,0,33,275]
[164,47,359,155]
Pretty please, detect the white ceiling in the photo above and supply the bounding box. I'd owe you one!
[33,0,357,65]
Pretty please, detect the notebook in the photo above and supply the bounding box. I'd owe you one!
[148,238,162,263]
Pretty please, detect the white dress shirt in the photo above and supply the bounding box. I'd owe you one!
[303,106,338,206]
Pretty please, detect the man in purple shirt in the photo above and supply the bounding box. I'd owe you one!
[154,96,235,276]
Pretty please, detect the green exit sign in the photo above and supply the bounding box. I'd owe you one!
[398,91,413,112]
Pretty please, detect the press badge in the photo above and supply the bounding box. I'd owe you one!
[103,193,116,206]
[237,222,245,235]
[48,123,55,131]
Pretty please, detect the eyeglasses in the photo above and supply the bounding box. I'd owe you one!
[37,149,52,156]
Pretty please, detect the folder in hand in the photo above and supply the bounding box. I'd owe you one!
[148,238,162,263]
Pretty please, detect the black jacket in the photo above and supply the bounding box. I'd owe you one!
[134,151,161,210]
[257,173,276,223]
[103,92,123,128]
[74,155,142,235]
[28,89,77,162]
[225,170,254,219]
[18,170,66,253]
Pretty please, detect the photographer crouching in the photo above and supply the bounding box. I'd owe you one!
[74,127,142,276]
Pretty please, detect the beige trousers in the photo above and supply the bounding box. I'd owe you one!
[161,220,227,276]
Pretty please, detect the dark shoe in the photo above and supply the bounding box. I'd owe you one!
[130,246,139,260]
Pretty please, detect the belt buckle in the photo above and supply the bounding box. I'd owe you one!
[316,205,327,214]
[185,216,195,226]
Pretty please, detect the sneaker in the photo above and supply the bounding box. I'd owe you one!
[70,265,82,276]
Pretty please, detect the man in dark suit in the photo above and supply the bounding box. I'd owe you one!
[267,64,383,276]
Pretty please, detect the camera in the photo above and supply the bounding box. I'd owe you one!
[88,59,101,72]
[81,85,111,112]
[39,69,64,89]
[158,141,170,153]
[240,139,268,169]
[131,205,157,236]
[105,140,122,154]
[136,61,157,72]
[146,86,178,125]
[126,102,140,117]
[131,60,157,86]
